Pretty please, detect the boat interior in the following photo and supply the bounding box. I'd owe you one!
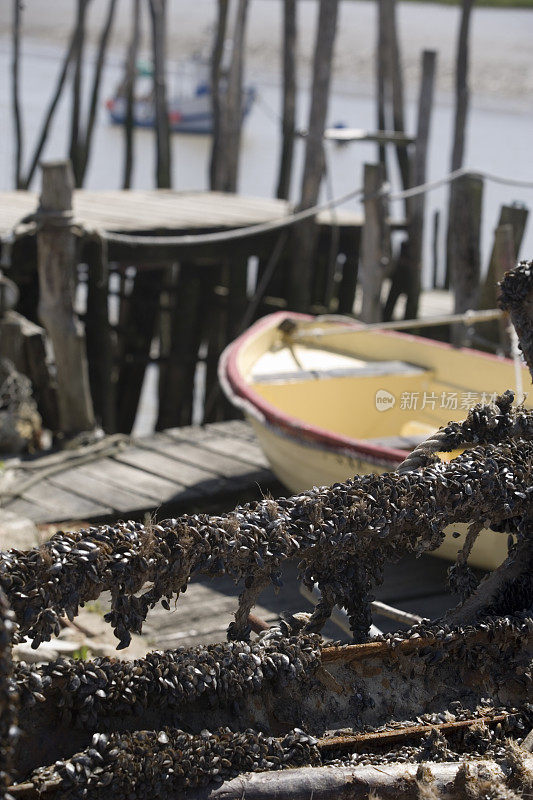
[242,319,531,451]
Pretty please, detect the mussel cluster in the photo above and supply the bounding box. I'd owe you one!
[15,629,321,728]
[30,727,320,799]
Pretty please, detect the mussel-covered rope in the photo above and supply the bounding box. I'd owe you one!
[0,396,530,648]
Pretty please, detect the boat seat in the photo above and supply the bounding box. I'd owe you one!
[251,359,427,384]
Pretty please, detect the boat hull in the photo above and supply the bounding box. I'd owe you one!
[219,311,530,570]
[106,86,255,135]
[247,415,508,570]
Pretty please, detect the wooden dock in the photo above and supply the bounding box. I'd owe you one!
[1,419,460,654]
[1,420,280,525]
[0,189,378,241]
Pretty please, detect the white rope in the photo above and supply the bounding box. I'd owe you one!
[43,167,533,250]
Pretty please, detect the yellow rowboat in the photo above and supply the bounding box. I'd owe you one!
[219,311,531,570]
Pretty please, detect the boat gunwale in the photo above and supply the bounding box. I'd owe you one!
[219,311,520,468]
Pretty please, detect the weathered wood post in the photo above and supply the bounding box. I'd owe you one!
[376,0,409,192]
[123,0,141,189]
[404,49,437,320]
[479,204,528,351]
[445,0,474,288]
[210,0,249,192]
[360,163,390,323]
[288,0,339,311]
[479,204,529,314]
[11,0,23,189]
[36,161,95,435]
[276,0,297,200]
[449,173,483,346]
[149,0,171,188]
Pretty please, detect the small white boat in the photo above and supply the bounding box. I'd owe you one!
[219,311,531,569]
[105,55,256,135]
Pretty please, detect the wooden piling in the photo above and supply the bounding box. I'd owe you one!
[210,0,229,191]
[210,0,249,193]
[445,0,474,289]
[449,173,483,346]
[115,265,164,434]
[157,262,206,430]
[276,0,297,200]
[360,163,390,323]
[69,0,89,187]
[36,161,95,435]
[479,204,529,349]
[11,0,23,190]
[77,0,118,185]
[122,0,141,190]
[404,49,437,320]
[148,0,171,188]
[288,0,339,311]
[84,238,115,432]
[21,24,78,189]
[0,310,59,432]
[480,204,528,313]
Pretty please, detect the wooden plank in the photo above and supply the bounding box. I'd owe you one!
[113,447,226,494]
[166,425,269,468]
[46,467,153,515]
[19,479,111,522]
[79,458,184,504]
[207,420,259,441]
[3,496,50,524]
[151,433,270,484]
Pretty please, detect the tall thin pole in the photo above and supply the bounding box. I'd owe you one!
[276,0,297,200]
[209,0,229,190]
[78,0,118,184]
[69,0,90,187]
[149,0,171,188]
[123,0,141,189]
[288,0,339,311]
[11,0,23,189]
[445,0,474,288]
